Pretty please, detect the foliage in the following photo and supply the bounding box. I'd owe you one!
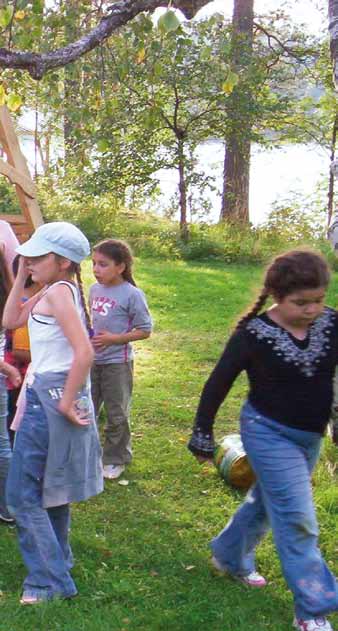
[0,257,337,630]
[0,178,22,214]
[40,183,332,264]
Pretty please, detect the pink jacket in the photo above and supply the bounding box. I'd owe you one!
[0,220,19,268]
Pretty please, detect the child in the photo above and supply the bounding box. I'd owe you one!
[188,250,338,631]
[0,250,21,523]
[90,239,152,480]
[3,221,103,605]
[5,255,41,446]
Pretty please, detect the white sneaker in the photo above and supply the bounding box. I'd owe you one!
[0,512,15,524]
[293,617,333,631]
[210,556,267,587]
[103,465,125,480]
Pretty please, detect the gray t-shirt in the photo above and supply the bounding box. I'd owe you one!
[89,281,152,364]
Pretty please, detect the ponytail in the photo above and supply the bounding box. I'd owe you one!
[122,268,136,287]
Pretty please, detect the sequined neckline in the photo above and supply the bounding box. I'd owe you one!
[246,308,335,377]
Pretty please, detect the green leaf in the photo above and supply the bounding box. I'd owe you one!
[222,70,239,95]
[0,85,6,106]
[0,6,14,28]
[200,46,212,61]
[32,0,44,14]
[97,139,110,153]
[7,93,22,112]
[158,10,180,34]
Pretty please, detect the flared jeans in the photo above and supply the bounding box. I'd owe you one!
[211,401,338,620]
[6,387,77,599]
[0,375,11,518]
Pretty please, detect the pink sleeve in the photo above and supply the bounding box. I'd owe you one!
[0,220,19,268]
[10,364,31,431]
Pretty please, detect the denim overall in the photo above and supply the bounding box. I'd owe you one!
[6,371,103,600]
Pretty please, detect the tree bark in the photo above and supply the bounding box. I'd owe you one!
[63,0,82,166]
[220,0,254,224]
[177,138,189,241]
[328,113,338,226]
[0,0,213,78]
[329,0,338,89]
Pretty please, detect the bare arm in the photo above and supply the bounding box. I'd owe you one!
[46,285,94,425]
[12,349,31,364]
[92,328,151,350]
[0,361,21,387]
[2,258,43,329]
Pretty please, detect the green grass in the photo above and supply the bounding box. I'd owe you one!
[0,259,337,631]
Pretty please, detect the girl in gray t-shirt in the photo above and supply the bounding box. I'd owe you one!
[90,239,152,480]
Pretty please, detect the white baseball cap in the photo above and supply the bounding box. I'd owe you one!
[16,222,90,263]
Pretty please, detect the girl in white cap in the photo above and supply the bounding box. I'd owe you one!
[3,222,103,605]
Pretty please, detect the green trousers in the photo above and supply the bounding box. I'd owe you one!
[91,362,133,466]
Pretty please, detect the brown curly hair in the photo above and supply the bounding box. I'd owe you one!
[237,249,330,329]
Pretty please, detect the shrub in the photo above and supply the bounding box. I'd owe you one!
[37,185,334,265]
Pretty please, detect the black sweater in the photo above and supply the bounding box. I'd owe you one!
[195,307,338,437]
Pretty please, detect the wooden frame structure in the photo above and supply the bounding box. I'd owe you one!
[0,105,43,242]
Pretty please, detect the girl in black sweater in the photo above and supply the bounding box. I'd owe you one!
[189,250,338,631]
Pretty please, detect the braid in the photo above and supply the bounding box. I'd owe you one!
[236,289,269,329]
[75,265,92,335]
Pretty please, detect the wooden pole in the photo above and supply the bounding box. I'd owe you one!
[0,105,43,241]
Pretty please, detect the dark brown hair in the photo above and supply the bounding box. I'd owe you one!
[237,249,330,328]
[93,239,136,286]
[0,250,11,321]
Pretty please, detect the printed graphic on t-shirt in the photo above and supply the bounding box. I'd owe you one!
[91,297,117,317]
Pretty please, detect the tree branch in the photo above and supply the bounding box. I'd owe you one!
[253,22,318,64]
[0,0,213,79]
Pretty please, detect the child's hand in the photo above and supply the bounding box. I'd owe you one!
[58,400,91,426]
[92,331,120,350]
[3,364,22,388]
[17,256,31,283]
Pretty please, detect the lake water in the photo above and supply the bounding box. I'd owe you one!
[154,141,329,225]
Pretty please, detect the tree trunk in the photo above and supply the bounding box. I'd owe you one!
[221,137,251,223]
[177,139,189,241]
[328,113,338,226]
[220,0,254,224]
[329,0,338,89]
[64,0,82,167]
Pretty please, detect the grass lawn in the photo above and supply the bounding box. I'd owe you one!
[0,258,337,631]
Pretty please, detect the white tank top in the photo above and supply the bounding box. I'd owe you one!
[29,281,85,374]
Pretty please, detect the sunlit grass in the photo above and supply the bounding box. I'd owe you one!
[0,258,336,631]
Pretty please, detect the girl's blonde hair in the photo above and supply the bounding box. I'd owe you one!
[55,255,92,335]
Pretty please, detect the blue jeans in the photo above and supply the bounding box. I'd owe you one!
[211,401,338,620]
[6,387,77,599]
[0,375,11,518]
